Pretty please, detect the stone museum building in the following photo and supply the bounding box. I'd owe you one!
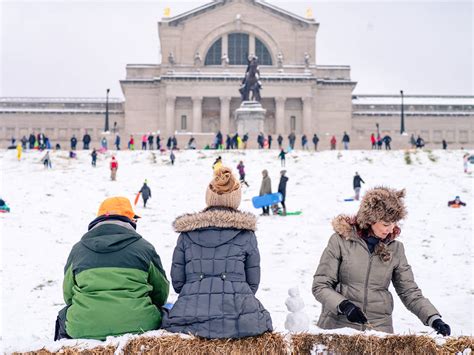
[1,0,473,148]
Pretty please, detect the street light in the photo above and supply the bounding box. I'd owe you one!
[104,88,110,132]
[400,90,405,135]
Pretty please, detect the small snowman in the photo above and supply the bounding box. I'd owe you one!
[284,287,310,332]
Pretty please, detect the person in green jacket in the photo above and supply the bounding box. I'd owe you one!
[54,196,169,341]
[312,187,451,336]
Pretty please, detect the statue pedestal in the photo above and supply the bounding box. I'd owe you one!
[234,101,266,136]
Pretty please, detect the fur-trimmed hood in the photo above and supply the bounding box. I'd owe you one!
[332,214,400,262]
[173,207,257,233]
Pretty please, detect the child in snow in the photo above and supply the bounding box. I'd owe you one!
[54,196,169,340]
[447,196,466,207]
[41,151,52,169]
[16,143,22,161]
[139,180,152,207]
[312,187,451,335]
[170,150,176,165]
[110,156,118,180]
[91,148,97,167]
[161,167,273,338]
[212,156,222,172]
[236,161,249,187]
[278,149,287,167]
[463,153,470,173]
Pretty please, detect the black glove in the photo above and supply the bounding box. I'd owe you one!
[432,319,451,336]
[338,300,368,324]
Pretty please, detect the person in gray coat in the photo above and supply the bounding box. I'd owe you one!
[312,187,451,335]
[259,169,272,216]
[162,167,273,339]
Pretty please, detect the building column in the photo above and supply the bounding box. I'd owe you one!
[166,96,175,135]
[220,96,230,134]
[302,96,312,134]
[275,97,286,134]
[192,96,203,133]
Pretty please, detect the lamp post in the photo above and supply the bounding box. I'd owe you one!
[400,90,405,135]
[104,88,110,132]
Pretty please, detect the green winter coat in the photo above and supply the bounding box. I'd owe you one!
[63,219,169,340]
[312,216,439,333]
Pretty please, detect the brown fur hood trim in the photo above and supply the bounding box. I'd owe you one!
[173,207,257,232]
[332,214,401,262]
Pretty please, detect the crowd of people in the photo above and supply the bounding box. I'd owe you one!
[53,171,452,342]
[6,128,467,344]
[10,129,452,155]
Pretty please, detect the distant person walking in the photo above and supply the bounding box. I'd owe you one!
[278,170,288,216]
[330,135,337,150]
[353,172,365,201]
[170,150,176,165]
[383,135,392,150]
[115,134,121,150]
[82,132,91,150]
[312,134,319,151]
[442,139,447,150]
[370,133,376,149]
[342,132,350,150]
[237,161,249,187]
[139,180,152,207]
[277,134,283,149]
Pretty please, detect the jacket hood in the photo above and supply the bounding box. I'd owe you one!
[81,221,141,253]
[332,214,400,262]
[173,207,257,233]
[173,207,256,248]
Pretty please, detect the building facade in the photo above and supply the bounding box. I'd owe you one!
[1,0,473,149]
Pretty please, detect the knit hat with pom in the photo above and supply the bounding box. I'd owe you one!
[205,167,241,209]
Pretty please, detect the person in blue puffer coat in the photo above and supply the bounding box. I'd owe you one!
[162,167,273,338]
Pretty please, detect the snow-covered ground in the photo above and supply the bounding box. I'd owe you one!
[1,148,472,352]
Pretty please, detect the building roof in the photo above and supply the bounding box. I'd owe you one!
[162,0,317,27]
[353,95,474,106]
[0,97,123,104]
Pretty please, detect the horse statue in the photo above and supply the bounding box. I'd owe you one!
[239,57,262,102]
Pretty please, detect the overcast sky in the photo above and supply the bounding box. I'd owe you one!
[1,0,472,99]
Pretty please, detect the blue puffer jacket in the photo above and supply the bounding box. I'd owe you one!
[162,207,273,339]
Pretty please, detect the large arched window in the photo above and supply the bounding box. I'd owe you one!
[204,38,222,65]
[256,38,272,65]
[204,33,273,66]
[228,33,249,65]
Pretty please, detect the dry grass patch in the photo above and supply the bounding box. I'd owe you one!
[123,332,287,355]
[291,333,474,355]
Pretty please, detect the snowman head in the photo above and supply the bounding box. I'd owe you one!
[288,287,300,297]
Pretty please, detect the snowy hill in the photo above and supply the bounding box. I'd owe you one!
[1,148,472,352]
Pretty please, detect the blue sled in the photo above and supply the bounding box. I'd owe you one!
[252,193,283,208]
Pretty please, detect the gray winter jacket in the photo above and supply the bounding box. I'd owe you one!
[161,207,273,338]
[312,215,440,333]
[259,170,272,196]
